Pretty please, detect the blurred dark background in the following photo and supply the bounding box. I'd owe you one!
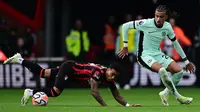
[1,0,199,57]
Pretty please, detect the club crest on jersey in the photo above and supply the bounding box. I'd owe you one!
[139,21,144,25]
[162,32,166,37]
[94,74,100,80]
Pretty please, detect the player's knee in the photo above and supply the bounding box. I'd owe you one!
[43,69,51,78]
[60,61,71,69]
[158,67,168,77]
[52,87,62,97]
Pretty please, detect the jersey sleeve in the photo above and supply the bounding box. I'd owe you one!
[167,24,176,40]
[122,21,135,42]
[91,69,101,82]
[134,19,148,31]
[122,19,147,42]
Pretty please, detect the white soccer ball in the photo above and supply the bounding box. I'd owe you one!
[32,92,48,106]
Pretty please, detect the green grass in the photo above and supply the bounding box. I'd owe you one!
[0,88,200,112]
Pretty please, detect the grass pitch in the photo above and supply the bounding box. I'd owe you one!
[0,88,199,112]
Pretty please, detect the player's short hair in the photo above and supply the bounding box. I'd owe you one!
[156,5,179,19]
[109,62,123,75]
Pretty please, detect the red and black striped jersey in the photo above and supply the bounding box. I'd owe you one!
[70,62,115,85]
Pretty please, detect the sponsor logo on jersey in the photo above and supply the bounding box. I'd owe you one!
[148,31,158,33]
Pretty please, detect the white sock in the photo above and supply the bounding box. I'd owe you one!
[17,58,24,64]
[163,70,184,95]
[28,89,33,96]
[159,67,182,98]
[162,88,169,96]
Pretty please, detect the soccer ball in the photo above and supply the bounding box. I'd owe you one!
[32,92,48,106]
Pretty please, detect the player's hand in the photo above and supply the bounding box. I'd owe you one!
[117,47,128,59]
[102,104,108,107]
[129,104,142,107]
[185,62,195,74]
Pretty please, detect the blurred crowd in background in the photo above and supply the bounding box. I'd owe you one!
[0,12,199,62]
[0,18,37,58]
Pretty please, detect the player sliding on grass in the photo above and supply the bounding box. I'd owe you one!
[4,53,141,107]
[118,5,195,106]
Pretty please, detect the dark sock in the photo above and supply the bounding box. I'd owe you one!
[22,60,44,77]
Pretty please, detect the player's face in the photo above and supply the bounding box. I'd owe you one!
[105,68,118,81]
[154,11,168,27]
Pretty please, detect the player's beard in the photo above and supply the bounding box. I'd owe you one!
[156,21,163,27]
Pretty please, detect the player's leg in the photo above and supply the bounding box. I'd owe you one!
[151,62,182,98]
[3,53,22,64]
[21,87,63,106]
[151,62,191,106]
[157,53,192,105]
[168,61,184,86]
[21,60,58,81]
[34,61,74,96]
[3,53,58,81]
[21,69,64,106]
[162,61,192,104]
[4,53,45,76]
[21,60,74,106]
[160,61,183,96]
[138,55,185,106]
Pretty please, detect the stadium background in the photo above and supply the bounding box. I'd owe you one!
[0,0,199,88]
[0,0,200,111]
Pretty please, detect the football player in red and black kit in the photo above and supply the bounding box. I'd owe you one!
[4,53,141,107]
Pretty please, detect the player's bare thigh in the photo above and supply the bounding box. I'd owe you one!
[151,62,163,72]
[44,69,51,78]
[151,58,182,73]
[166,61,182,74]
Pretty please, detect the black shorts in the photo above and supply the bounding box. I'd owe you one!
[54,60,76,90]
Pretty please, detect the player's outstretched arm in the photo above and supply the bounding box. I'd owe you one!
[168,24,195,73]
[90,78,107,106]
[109,83,141,107]
[172,38,195,73]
